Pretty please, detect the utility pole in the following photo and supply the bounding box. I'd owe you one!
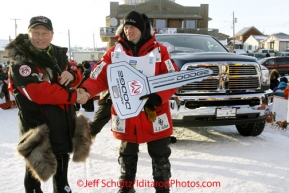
[232,12,235,51]
[68,30,71,61]
[11,18,20,38]
[93,33,96,51]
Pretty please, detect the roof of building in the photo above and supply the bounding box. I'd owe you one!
[252,35,268,41]
[117,13,203,19]
[236,26,263,36]
[116,0,211,20]
[273,32,288,36]
[273,34,289,41]
[228,39,243,45]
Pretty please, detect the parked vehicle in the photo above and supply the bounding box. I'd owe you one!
[258,56,289,75]
[155,33,273,136]
[240,53,265,60]
[275,52,289,57]
[256,49,276,56]
[233,49,246,55]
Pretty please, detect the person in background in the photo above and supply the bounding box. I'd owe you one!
[90,61,96,69]
[0,65,9,101]
[270,69,280,90]
[266,53,270,57]
[79,10,178,193]
[5,16,91,193]
[273,77,288,97]
[284,81,289,99]
[82,61,94,112]
[89,89,111,139]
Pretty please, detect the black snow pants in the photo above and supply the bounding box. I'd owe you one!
[118,137,171,193]
[89,102,112,137]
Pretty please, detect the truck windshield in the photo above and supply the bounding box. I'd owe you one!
[156,34,228,53]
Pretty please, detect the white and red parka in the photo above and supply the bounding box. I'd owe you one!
[81,34,178,144]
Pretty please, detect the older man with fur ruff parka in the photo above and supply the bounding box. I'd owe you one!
[80,11,178,193]
[5,16,92,193]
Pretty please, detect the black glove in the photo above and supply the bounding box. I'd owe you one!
[139,93,162,122]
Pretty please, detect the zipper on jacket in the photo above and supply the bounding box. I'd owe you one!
[133,45,137,56]
[134,126,138,144]
[64,105,73,152]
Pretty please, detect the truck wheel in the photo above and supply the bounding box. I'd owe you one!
[235,121,265,136]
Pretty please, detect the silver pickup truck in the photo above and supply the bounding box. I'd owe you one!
[156,34,273,136]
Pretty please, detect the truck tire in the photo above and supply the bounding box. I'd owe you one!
[235,120,266,136]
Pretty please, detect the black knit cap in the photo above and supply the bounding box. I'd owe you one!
[123,11,145,32]
[28,16,53,31]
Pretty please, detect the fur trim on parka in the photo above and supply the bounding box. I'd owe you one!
[17,124,57,182]
[16,113,92,181]
[72,113,92,162]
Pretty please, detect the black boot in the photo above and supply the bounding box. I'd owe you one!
[53,154,71,193]
[117,158,137,193]
[152,158,171,193]
[24,167,43,193]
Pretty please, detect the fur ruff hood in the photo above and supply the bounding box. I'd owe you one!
[6,34,68,81]
[5,34,36,65]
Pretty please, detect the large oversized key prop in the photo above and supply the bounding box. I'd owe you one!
[107,61,212,119]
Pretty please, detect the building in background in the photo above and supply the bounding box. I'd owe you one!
[243,35,268,52]
[227,26,263,51]
[123,0,175,4]
[101,0,218,47]
[0,40,9,64]
[261,33,289,52]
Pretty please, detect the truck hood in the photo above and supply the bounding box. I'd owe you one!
[171,51,257,62]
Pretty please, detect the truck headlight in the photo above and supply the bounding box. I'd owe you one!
[261,67,270,85]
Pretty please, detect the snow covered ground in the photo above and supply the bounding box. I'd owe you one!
[1,101,289,193]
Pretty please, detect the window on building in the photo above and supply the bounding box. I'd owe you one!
[269,42,274,49]
[156,19,166,31]
[130,0,142,4]
[248,45,252,50]
[261,43,264,48]
[186,20,196,28]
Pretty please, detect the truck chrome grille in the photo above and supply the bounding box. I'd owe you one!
[228,77,259,89]
[179,63,260,93]
[229,65,257,75]
[181,79,218,91]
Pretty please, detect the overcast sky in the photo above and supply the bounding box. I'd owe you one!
[0,0,288,48]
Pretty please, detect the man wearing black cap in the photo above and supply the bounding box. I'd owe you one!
[79,11,178,193]
[5,16,91,193]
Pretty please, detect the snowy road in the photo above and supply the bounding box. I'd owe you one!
[1,104,289,193]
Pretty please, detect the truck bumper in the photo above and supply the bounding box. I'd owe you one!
[170,91,273,127]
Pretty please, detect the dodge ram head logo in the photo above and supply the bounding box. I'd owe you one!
[128,80,143,96]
